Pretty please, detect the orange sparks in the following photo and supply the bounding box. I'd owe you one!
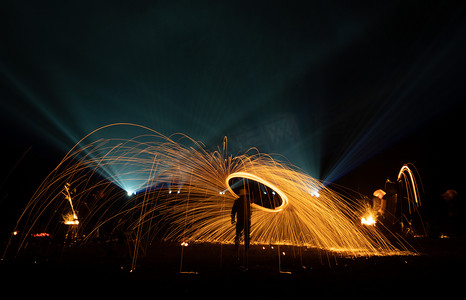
[6,123,414,264]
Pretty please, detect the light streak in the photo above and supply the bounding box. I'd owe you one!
[4,123,414,264]
[396,163,426,236]
[397,164,421,207]
[62,184,79,225]
[225,172,288,212]
[359,164,424,231]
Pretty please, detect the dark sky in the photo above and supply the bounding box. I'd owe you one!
[1,0,465,208]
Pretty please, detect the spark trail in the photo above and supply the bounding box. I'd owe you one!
[4,123,412,264]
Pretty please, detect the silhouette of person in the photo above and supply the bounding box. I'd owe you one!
[231,188,251,251]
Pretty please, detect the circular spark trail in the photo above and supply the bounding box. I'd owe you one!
[4,123,413,262]
[226,172,288,212]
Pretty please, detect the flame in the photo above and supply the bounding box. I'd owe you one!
[63,212,79,225]
[361,206,377,226]
[361,214,376,226]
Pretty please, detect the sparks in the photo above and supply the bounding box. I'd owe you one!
[361,214,376,226]
[62,184,79,226]
[397,164,421,206]
[6,123,413,266]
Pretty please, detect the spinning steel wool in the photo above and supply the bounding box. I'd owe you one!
[5,124,411,265]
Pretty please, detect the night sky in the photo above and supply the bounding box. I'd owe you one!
[1,0,465,221]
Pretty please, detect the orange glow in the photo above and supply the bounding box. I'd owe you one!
[62,185,79,226]
[225,172,289,212]
[32,232,50,238]
[361,214,376,226]
[6,123,415,266]
[63,213,79,225]
[373,189,386,199]
[397,164,421,206]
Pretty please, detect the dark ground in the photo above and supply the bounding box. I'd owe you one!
[1,236,465,298]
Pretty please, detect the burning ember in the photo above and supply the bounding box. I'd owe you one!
[361,214,377,226]
[63,212,79,225]
[361,206,378,226]
[32,232,50,238]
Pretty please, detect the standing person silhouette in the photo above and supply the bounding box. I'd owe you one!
[231,188,251,258]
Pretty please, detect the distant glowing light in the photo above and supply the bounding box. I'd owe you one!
[63,213,79,225]
[373,189,386,198]
[32,232,50,238]
[361,214,376,226]
[127,190,136,196]
[311,191,320,197]
[64,219,80,225]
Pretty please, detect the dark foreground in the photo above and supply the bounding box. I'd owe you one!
[2,237,465,297]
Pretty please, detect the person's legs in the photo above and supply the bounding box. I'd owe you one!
[243,221,250,269]
[244,221,250,251]
[235,223,243,250]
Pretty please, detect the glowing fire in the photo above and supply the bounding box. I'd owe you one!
[63,213,80,225]
[361,205,378,226]
[361,214,376,226]
[32,232,50,238]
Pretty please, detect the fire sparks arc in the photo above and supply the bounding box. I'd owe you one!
[225,172,289,213]
[3,123,416,264]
